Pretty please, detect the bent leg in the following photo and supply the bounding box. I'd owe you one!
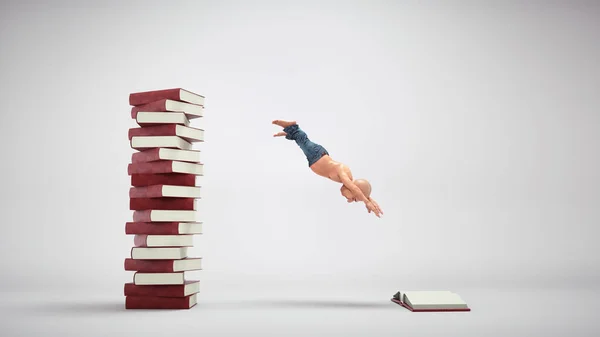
[283,124,329,166]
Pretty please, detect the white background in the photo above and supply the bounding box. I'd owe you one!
[0,1,598,336]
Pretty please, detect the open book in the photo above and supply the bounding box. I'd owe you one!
[391,291,470,312]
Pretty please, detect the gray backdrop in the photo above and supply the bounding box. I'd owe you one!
[0,0,598,336]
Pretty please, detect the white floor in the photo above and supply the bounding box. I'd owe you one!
[2,284,599,337]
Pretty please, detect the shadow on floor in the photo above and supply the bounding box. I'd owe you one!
[14,299,397,314]
[198,299,396,310]
[22,301,126,315]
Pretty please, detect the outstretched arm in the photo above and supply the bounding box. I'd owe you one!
[365,197,383,216]
[339,172,382,217]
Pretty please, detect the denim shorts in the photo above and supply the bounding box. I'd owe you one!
[283,124,329,166]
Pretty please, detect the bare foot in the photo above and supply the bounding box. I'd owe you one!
[272,119,297,128]
[273,131,287,137]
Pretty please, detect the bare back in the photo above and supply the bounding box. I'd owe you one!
[310,154,352,183]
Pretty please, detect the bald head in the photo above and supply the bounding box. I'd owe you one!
[354,179,372,199]
[340,178,373,203]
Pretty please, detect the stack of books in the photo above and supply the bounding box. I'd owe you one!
[123,88,205,310]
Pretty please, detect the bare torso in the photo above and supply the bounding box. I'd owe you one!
[310,155,353,183]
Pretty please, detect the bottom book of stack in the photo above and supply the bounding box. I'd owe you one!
[124,223,202,309]
[125,281,199,309]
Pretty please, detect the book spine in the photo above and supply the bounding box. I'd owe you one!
[129,88,181,106]
[124,258,175,272]
[123,282,198,297]
[129,185,165,198]
[133,234,149,247]
[132,210,155,222]
[130,99,169,118]
[131,173,196,187]
[125,222,182,235]
[125,295,194,309]
[128,125,177,139]
[130,198,195,211]
[132,148,161,163]
[128,161,175,175]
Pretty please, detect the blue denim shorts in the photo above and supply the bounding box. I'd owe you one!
[283,124,329,166]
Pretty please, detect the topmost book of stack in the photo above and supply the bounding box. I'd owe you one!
[130,88,205,106]
[129,88,205,120]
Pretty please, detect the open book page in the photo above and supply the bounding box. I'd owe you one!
[403,291,469,310]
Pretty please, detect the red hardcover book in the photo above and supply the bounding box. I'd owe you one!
[125,221,203,235]
[129,88,205,106]
[130,197,196,211]
[130,99,204,119]
[128,161,203,176]
[124,258,202,272]
[130,185,168,198]
[125,293,197,309]
[131,173,196,187]
[124,280,200,297]
[128,124,204,143]
[132,148,200,164]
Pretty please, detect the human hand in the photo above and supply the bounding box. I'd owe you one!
[366,200,383,218]
[370,198,383,215]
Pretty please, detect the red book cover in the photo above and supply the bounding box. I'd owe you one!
[124,281,199,297]
[127,161,203,176]
[125,222,202,235]
[137,120,188,128]
[132,148,162,163]
[129,88,204,106]
[132,210,160,222]
[132,148,200,164]
[124,258,202,272]
[129,161,175,175]
[129,185,166,198]
[130,197,196,211]
[130,99,170,118]
[128,124,175,139]
[130,99,203,119]
[131,173,196,187]
[125,294,197,309]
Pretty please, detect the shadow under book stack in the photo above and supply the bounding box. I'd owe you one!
[124,88,205,310]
